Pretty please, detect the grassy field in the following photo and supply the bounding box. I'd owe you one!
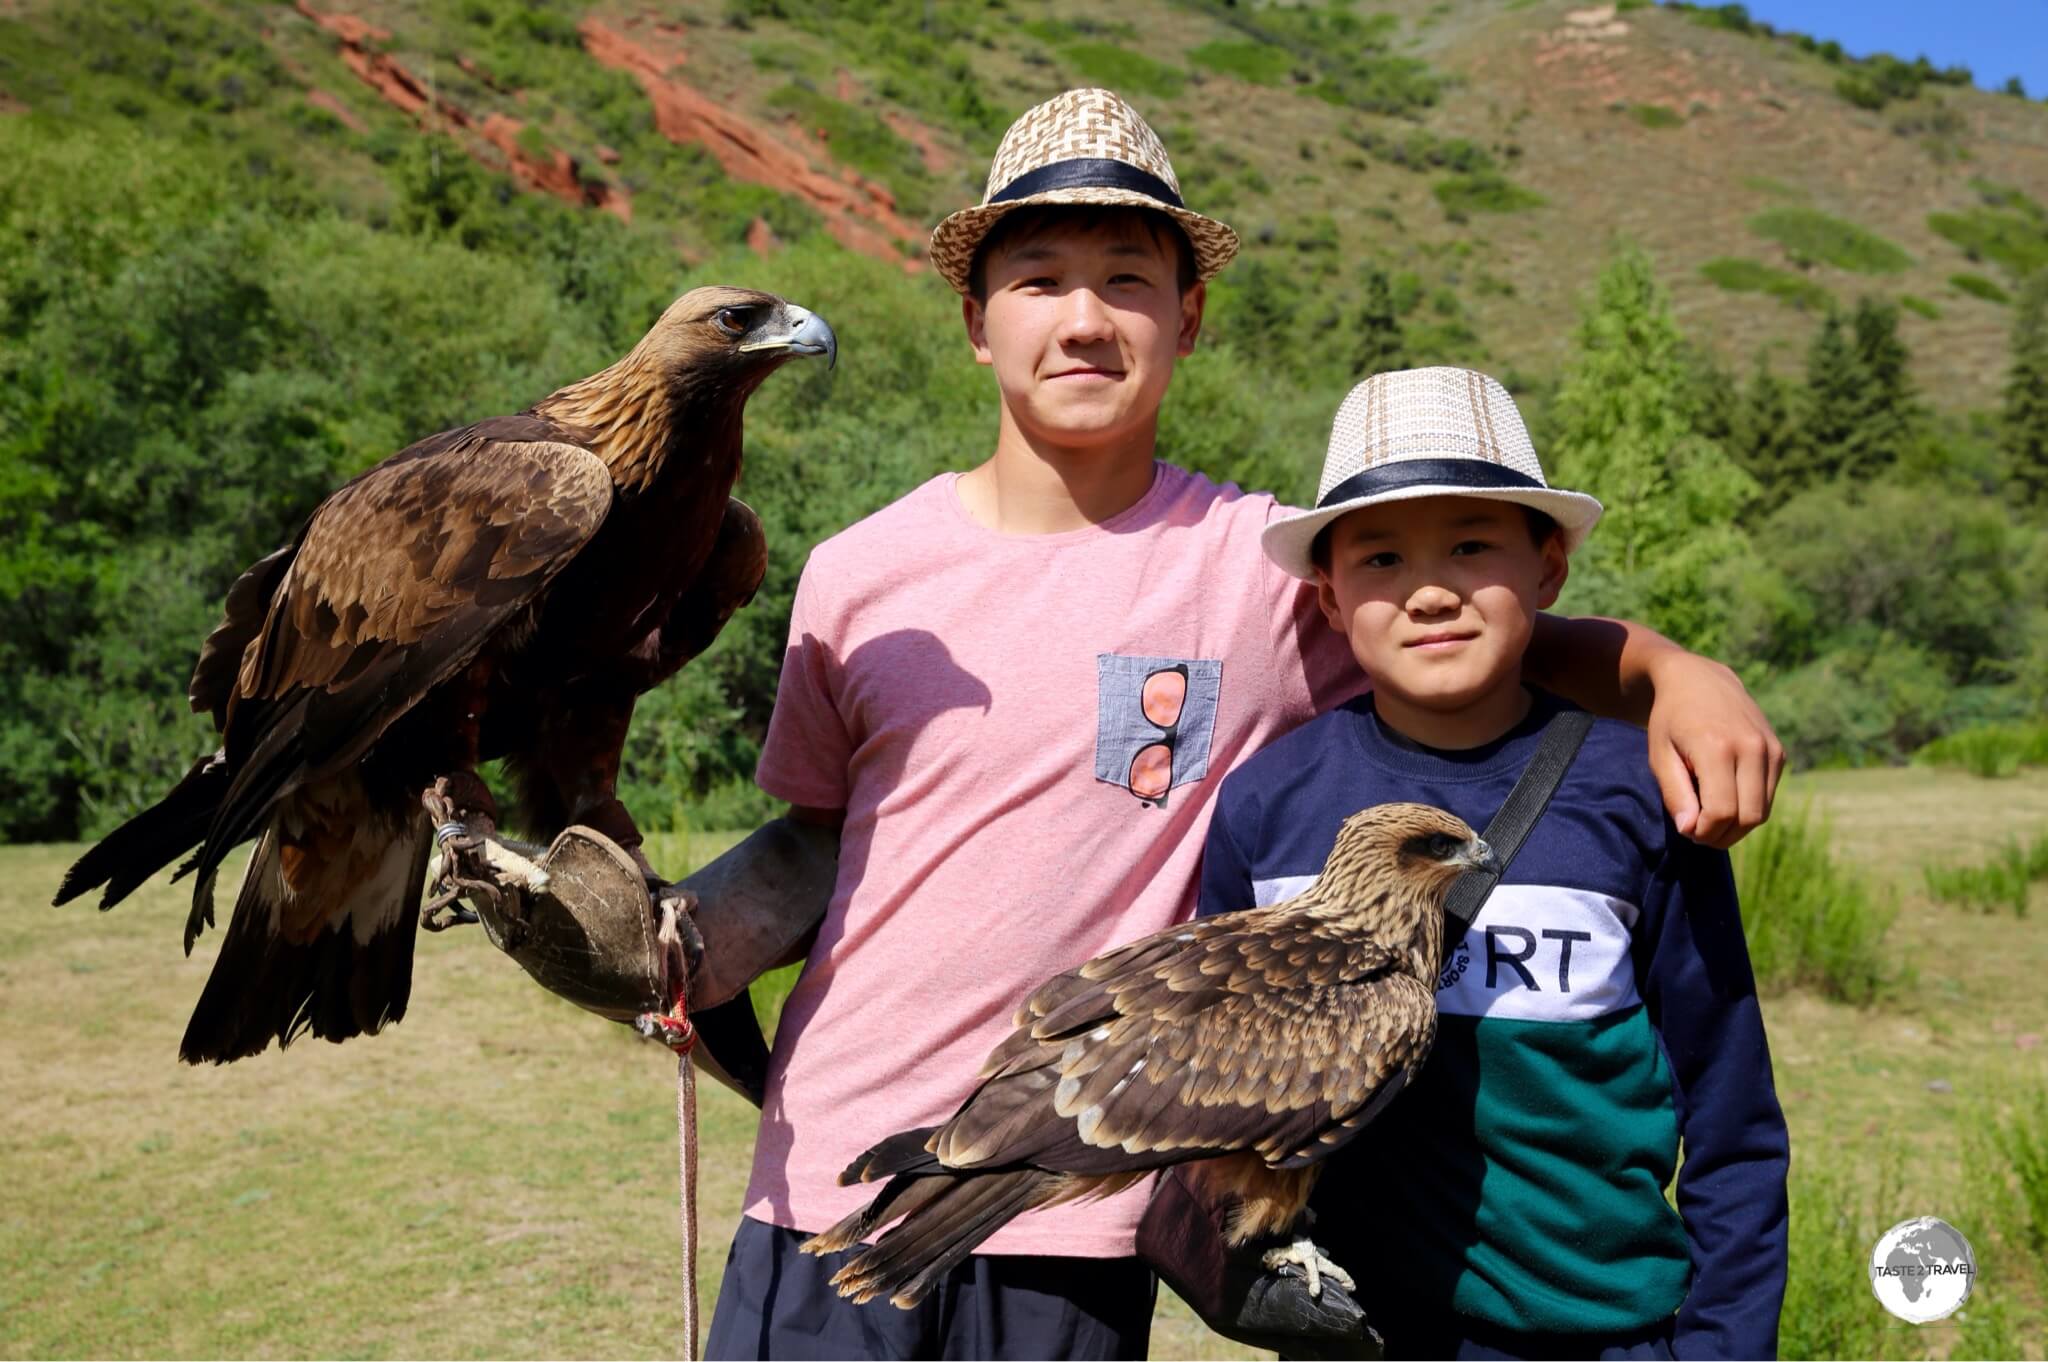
[5,772,2048,1358]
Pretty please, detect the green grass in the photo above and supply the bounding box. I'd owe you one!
[1629,103,1685,129]
[1748,207,1914,274]
[1186,40,1294,87]
[1061,42,1185,99]
[1952,271,2013,304]
[1433,171,1545,219]
[12,772,2048,1356]
[1700,256,1834,310]
[1899,294,1942,320]
[762,84,935,216]
[1928,183,2048,279]
[1734,803,1900,1005]
[1924,832,2048,916]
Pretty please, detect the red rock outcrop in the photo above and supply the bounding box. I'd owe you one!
[304,87,367,133]
[296,1,629,222]
[579,18,923,270]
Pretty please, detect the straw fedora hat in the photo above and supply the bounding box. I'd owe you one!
[929,87,1239,295]
[1262,367,1604,580]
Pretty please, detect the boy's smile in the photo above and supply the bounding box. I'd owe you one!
[1315,496,1568,750]
[965,223,1202,458]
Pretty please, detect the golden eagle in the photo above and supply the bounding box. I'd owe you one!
[802,802,1493,1308]
[55,287,835,1064]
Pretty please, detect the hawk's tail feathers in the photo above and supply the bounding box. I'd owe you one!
[52,751,229,911]
[821,1168,1059,1309]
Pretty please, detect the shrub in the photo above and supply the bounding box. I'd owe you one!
[1748,207,1913,274]
[1915,722,2048,775]
[1734,803,1898,1004]
[1899,294,1942,320]
[1929,203,2048,280]
[1629,103,1685,129]
[1699,257,1832,310]
[1952,272,2012,304]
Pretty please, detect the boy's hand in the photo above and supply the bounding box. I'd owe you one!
[1645,654,1785,849]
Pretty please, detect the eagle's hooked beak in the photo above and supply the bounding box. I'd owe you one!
[740,305,839,370]
[1458,837,1500,875]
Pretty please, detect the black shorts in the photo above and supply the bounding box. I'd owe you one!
[704,1216,1157,1360]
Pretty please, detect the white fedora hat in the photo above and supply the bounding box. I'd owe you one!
[928,88,1238,295]
[1262,367,1603,580]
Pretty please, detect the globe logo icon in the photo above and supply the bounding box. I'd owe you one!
[1869,1217,1975,1323]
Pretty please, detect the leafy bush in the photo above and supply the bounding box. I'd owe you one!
[1749,208,1913,274]
[1914,722,2048,776]
[1629,103,1685,129]
[1929,201,2048,280]
[1899,294,1941,320]
[1952,272,2013,304]
[1923,833,2048,915]
[1699,257,1832,310]
[1734,804,1898,1004]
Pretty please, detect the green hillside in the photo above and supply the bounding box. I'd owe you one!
[2,0,2046,841]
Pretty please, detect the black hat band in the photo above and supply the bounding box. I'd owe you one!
[1317,458,1545,510]
[991,158,1185,209]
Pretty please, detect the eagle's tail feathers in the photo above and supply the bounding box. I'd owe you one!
[179,818,428,1064]
[52,751,229,911]
[801,1168,956,1256]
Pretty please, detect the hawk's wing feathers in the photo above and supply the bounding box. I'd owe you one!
[940,910,1436,1174]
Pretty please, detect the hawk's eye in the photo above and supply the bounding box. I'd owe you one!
[715,307,748,336]
[1429,833,1460,860]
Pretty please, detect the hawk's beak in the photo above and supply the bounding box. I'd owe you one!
[740,305,838,370]
[1458,837,1500,875]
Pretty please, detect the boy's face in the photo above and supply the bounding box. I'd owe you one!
[1314,496,1568,716]
[964,219,1204,454]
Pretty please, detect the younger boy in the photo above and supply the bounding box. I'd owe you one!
[1198,368,1790,1360]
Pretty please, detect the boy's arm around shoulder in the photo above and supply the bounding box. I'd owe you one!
[1526,614,1786,851]
[1639,831,1790,1360]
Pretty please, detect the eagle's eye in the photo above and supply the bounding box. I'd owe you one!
[1429,832,1461,859]
[715,307,749,337]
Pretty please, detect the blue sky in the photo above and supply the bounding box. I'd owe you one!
[1672,1,2048,97]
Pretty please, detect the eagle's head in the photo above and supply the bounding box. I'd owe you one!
[639,285,837,390]
[1310,802,1495,960]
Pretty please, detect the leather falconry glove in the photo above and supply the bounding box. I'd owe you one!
[469,818,838,1105]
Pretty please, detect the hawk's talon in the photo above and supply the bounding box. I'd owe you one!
[1262,1236,1355,1299]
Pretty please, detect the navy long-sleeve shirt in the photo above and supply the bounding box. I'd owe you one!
[1198,690,1789,1359]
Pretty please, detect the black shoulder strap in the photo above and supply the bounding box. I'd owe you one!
[1443,708,1595,946]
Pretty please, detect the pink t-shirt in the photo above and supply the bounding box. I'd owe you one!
[746,463,1358,1257]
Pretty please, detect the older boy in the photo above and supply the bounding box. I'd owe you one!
[1198,369,1789,1359]
[704,89,1783,1360]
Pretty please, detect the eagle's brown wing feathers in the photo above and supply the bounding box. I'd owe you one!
[189,428,611,935]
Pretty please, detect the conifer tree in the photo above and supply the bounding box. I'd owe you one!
[1846,296,1915,477]
[1550,247,1752,575]
[1349,263,1410,378]
[2006,270,2048,505]
[1733,352,1809,504]
[1802,307,1861,484]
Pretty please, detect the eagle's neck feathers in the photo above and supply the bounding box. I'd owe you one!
[533,346,750,495]
[1298,852,1449,983]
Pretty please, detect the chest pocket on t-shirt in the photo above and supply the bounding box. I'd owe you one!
[1094,654,1222,808]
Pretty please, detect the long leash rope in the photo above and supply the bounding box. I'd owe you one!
[638,982,700,1361]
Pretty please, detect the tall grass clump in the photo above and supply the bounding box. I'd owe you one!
[1779,1157,1905,1360]
[1914,721,2048,777]
[1924,832,2048,916]
[1735,804,1898,1004]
